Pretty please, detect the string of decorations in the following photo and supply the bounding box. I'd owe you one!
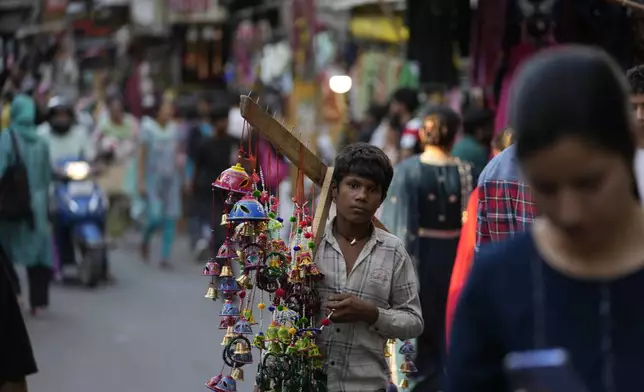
[201,126,329,392]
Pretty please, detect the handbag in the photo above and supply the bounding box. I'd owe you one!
[0,130,33,228]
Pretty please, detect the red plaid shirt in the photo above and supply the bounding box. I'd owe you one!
[475,146,537,249]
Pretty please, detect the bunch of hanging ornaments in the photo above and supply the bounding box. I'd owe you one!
[202,159,329,392]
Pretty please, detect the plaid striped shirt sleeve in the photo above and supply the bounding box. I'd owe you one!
[370,242,424,339]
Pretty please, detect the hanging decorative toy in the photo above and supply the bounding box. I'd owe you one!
[202,120,330,392]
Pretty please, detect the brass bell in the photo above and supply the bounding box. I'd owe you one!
[220,214,228,226]
[399,378,409,389]
[234,341,250,355]
[384,345,392,358]
[236,274,252,289]
[241,222,255,237]
[220,265,233,277]
[204,283,218,300]
[221,335,233,346]
[221,326,235,346]
[231,367,244,381]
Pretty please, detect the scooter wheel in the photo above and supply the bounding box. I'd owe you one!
[79,248,103,288]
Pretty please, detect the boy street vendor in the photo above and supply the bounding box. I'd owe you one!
[315,143,424,392]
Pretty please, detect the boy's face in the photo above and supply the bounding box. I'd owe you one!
[332,175,383,225]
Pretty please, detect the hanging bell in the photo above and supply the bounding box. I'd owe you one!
[234,342,250,355]
[221,214,228,226]
[241,222,255,237]
[399,378,409,389]
[204,283,218,300]
[221,334,233,346]
[236,273,253,289]
[231,367,244,381]
[220,265,233,277]
[384,345,392,358]
[222,326,235,345]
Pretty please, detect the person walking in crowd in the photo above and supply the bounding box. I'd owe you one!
[0,246,37,392]
[94,94,140,233]
[389,88,421,160]
[184,94,214,254]
[448,46,644,392]
[451,106,494,174]
[445,128,513,346]
[37,96,95,165]
[317,143,423,392]
[0,94,53,315]
[138,99,182,269]
[381,106,476,392]
[188,106,238,261]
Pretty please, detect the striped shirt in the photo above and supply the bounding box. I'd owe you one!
[315,219,423,392]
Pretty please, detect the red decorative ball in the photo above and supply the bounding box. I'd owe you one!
[239,291,246,299]
[321,318,331,326]
[275,288,286,298]
[304,232,312,239]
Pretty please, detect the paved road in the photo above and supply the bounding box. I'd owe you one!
[23,235,257,392]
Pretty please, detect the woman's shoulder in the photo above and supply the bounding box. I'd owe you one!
[471,232,536,287]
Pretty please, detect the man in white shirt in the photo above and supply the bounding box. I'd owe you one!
[37,96,95,167]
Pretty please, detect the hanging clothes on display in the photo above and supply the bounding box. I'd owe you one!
[405,0,471,87]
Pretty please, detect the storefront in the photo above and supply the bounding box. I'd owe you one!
[168,0,227,90]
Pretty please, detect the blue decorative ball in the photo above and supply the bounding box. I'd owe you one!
[268,306,275,312]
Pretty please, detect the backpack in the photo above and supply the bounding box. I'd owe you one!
[0,130,33,228]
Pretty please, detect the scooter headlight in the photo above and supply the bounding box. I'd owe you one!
[65,162,90,181]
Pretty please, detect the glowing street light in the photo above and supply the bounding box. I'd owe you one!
[329,75,352,94]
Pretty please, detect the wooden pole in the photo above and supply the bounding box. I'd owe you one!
[239,95,388,236]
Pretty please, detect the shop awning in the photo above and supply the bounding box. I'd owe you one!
[350,15,408,43]
[317,0,404,11]
[15,20,67,39]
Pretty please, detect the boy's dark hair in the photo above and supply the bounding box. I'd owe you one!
[391,88,420,114]
[626,65,644,95]
[332,143,394,200]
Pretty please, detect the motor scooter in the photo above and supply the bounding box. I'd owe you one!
[51,158,109,287]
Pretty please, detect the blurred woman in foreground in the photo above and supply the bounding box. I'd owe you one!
[448,46,644,392]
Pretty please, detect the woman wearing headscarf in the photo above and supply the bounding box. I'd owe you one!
[0,94,53,315]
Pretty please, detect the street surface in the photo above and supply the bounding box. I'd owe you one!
[23,234,257,392]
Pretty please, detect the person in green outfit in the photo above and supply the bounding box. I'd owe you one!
[451,107,494,175]
[0,94,53,316]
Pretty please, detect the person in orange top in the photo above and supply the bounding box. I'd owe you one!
[445,129,513,346]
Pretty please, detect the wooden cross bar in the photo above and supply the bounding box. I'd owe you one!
[239,95,386,247]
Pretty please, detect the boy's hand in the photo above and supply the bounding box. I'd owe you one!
[326,293,379,325]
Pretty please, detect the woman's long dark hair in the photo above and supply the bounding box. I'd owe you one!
[509,46,639,199]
